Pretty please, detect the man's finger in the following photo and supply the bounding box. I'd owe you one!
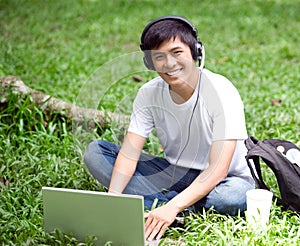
[145,213,155,229]
[147,221,164,241]
[145,215,157,238]
[156,224,168,240]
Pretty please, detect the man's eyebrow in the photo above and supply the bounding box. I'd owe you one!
[152,46,183,54]
[169,46,184,51]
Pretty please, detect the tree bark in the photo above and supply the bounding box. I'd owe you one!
[0,76,129,128]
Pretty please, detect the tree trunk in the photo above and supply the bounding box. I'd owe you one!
[0,76,129,128]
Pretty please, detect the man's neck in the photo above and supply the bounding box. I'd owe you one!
[169,68,200,104]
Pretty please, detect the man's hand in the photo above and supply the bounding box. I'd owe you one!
[144,204,179,241]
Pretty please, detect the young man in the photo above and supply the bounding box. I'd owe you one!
[84,16,254,241]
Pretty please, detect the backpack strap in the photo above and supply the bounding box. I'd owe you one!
[245,136,283,205]
[245,154,270,190]
[244,136,259,150]
[245,137,268,189]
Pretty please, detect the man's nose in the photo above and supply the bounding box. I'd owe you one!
[165,53,177,67]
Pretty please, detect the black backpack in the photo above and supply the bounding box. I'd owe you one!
[244,136,300,213]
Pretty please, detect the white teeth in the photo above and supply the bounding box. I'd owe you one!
[166,69,181,76]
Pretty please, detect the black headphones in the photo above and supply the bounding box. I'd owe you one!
[140,15,203,70]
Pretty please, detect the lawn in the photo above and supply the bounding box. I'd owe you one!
[0,0,299,245]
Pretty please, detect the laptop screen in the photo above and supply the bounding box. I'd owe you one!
[42,187,146,245]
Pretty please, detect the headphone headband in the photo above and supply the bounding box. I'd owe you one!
[140,15,199,51]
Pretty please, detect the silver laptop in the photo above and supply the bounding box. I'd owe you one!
[42,187,160,246]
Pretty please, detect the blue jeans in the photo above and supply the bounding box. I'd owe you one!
[84,140,254,216]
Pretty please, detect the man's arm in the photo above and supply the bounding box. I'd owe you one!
[145,139,237,241]
[108,132,146,194]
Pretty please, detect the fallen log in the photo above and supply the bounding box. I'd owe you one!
[0,76,130,128]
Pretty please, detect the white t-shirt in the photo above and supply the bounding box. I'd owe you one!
[128,68,253,183]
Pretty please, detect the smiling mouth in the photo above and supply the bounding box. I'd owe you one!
[166,68,182,76]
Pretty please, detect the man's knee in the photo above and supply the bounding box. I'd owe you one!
[206,177,254,215]
[83,140,116,187]
[83,140,99,168]
[214,191,247,215]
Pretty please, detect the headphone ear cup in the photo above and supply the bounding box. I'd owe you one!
[143,56,151,70]
[196,41,203,62]
[143,51,155,70]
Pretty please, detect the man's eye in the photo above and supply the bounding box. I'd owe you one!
[174,50,183,56]
[153,55,164,61]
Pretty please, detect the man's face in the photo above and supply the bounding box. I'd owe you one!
[151,37,198,88]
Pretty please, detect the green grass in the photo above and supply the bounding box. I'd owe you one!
[0,0,300,245]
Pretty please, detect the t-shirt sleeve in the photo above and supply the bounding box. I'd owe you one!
[127,88,154,138]
[204,74,248,141]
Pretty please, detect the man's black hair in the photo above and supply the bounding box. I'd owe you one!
[142,19,198,61]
